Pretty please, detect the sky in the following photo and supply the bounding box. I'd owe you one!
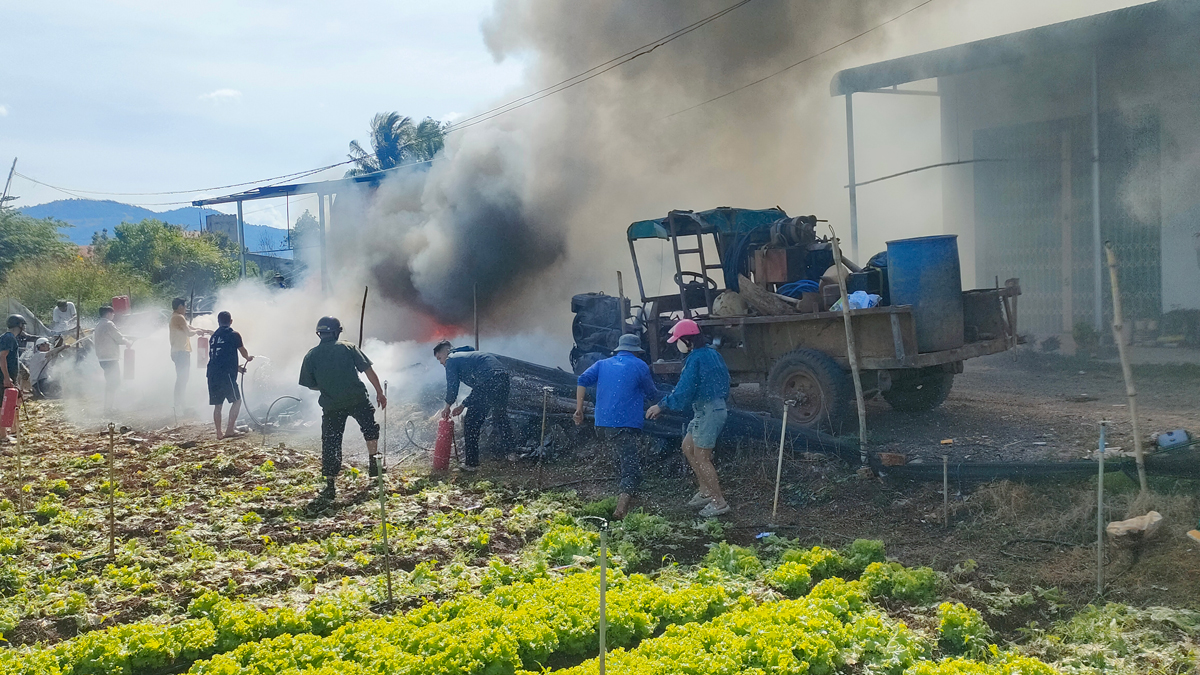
[0,0,1151,230]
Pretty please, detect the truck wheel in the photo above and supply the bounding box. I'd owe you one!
[881,368,953,412]
[766,348,851,429]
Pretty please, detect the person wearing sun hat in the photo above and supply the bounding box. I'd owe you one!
[573,332,659,519]
[646,318,732,517]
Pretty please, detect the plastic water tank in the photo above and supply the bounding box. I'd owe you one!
[886,235,964,353]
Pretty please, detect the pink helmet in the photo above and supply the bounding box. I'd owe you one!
[667,318,701,344]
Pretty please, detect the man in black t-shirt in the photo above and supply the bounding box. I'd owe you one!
[206,311,253,439]
[1,315,27,442]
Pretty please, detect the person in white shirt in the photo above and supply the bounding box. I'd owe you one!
[93,306,131,415]
[51,300,77,335]
[25,337,67,398]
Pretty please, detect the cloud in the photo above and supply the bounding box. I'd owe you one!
[0,104,8,116]
[198,88,242,103]
[441,111,462,122]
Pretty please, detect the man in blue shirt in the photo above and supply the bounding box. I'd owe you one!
[435,341,512,470]
[574,333,658,519]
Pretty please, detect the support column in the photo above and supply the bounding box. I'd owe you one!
[845,93,860,262]
[1091,54,1103,333]
[317,193,329,294]
[236,200,246,279]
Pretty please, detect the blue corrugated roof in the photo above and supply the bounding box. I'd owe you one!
[830,0,1199,96]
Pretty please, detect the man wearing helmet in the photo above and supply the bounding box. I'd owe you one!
[1,315,27,442]
[299,316,387,503]
[646,318,733,517]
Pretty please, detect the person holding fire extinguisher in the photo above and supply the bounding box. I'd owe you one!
[94,306,132,417]
[169,298,210,414]
[1,315,29,443]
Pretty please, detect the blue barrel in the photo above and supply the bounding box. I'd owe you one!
[886,235,964,353]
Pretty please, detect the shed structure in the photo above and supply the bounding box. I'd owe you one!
[831,0,1200,344]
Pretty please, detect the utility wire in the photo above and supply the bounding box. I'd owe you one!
[444,0,758,132]
[662,0,937,120]
[11,160,356,197]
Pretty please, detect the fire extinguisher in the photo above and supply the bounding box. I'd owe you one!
[433,417,454,472]
[123,345,135,380]
[1,388,18,428]
[196,336,209,369]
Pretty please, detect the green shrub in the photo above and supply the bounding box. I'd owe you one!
[763,561,813,597]
[938,602,991,657]
[702,542,763,577]
[35,493,64,520]
[861,562,938,605]
[781,545,846,581]
[578,496,616,518]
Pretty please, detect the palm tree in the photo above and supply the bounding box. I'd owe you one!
[345,113,447,177]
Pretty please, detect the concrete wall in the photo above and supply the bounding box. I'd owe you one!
[938,25,1200,321]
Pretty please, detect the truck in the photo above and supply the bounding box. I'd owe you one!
[570,207,1021,430]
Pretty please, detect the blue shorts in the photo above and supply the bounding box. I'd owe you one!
[687,400,727,449]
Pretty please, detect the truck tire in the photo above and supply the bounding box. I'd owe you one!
[766,348,851,430]
[882,368,953,412]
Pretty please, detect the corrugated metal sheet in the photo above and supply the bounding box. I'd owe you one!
[830,0,1199,96]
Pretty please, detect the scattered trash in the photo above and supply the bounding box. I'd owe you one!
[940,439,953,445]
[1107,511,1163,546]
[755,532,775,540]
[1032,442,1048,446]
[1155,429,1190,449]
[1066,394,1098,402]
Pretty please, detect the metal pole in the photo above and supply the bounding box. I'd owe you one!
[1091,54,1103,333]
[317,193,329,294]
[1,157,16,205]
[108,422,116,558]
[598,521,608,675]
[1096,421,1106,597]
[770,401,794,525]
[830,225,868,464]
[537,386,552,489]
[378,383,393,606]
[236,200,246,279]
[845,94,860,262]
[473,283,479,350]
[943,454,950,528]
[1104,242,1147,493]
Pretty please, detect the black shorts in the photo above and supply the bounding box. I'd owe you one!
[207,371,241,405]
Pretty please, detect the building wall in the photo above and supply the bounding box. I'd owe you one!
[939,25,1200,336]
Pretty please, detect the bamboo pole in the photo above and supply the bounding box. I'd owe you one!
[107,422,116,558]
[598,520,608,675]
[829,226,868,465]
[943,455,950,528]
[537,386,552,489]
[1103,242,1147,493]
[1096,421,1107,597]
[770,401,794,525]
[14,404,24,517]
[378,384,393,605]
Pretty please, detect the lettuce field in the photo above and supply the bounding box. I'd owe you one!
[2,402,1198,674]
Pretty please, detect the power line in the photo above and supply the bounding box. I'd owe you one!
[662,0,937,120]
[11,159,356,197]
[444,0,758,132]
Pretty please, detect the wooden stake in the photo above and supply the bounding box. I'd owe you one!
[108,422,116,558]
[943,454,950,528]
[1097,421,1107,597]
[378,384,393,605]
[598,520,608,675]
[770,401,794,525]
[537,386,552,489]
[829,226,868,465]
[358,286,368,348]
[473,283,480,351]
[14,404,24,517]
[1103,242,1148,493]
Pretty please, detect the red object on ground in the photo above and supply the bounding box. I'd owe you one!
[433,417,454,471]
[123,347,135,380]
[1,388,18,428]
[196,336,209,369]
[111,295,131,315]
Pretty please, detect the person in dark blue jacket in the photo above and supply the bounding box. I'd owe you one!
[435,341,513,470]
[646,319,732,517]
[573,333,658,519]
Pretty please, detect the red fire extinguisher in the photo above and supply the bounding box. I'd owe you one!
[123,346,135,380]
[433,417,454,472]
[1,388,18,428]
[196,336,209,369]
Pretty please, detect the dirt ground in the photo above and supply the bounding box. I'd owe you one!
[50,348,1200,615]
[474,349,1200,613]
